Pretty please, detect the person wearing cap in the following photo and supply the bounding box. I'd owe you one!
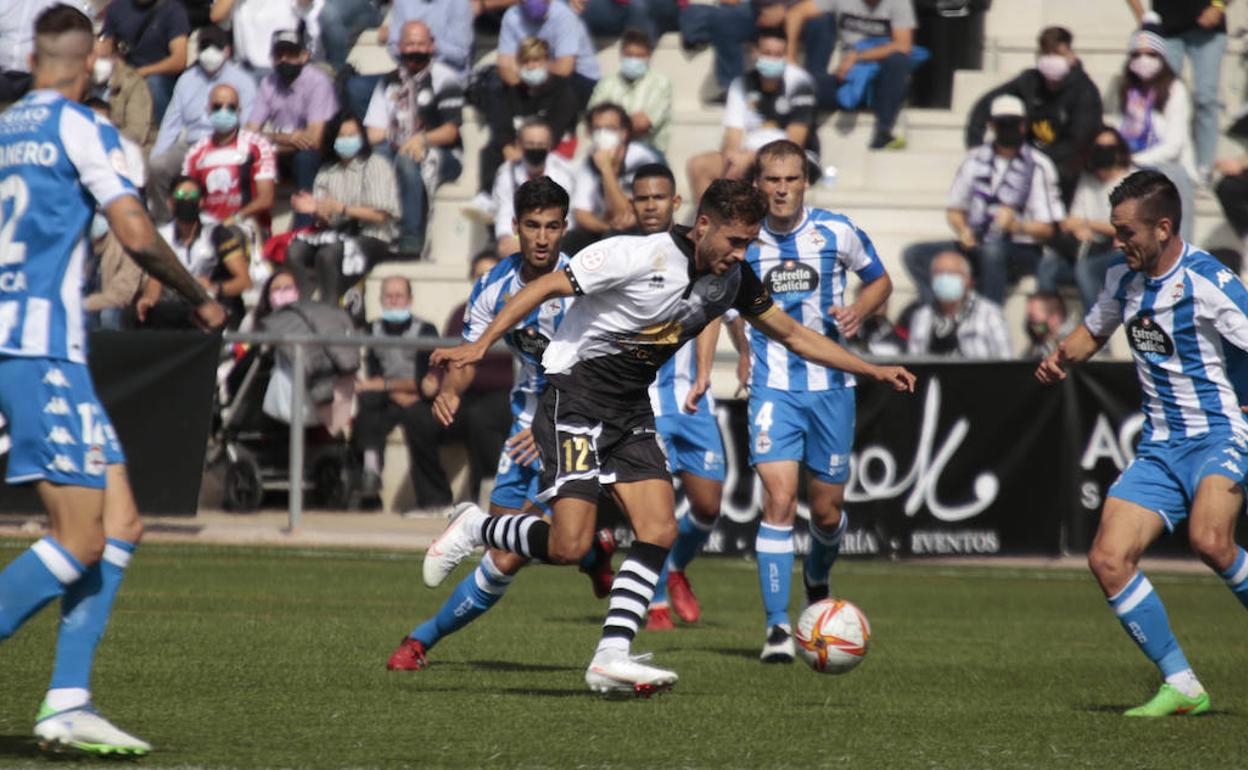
[245,29,338,227]
[147,24,258,223]
[1127,0,1229,177]
[966,26,1103,205]
[364,20,466,258]
[209,0,303,79]
[903,93,1064,306]
[1105,13,1196,241]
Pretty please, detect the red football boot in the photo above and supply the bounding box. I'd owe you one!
[667,571,701,623]
[646,605,675,631]
[581,528,617,599]
[386,638,428,671]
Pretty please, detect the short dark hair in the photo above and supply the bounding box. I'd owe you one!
[620,28,652,50]
[754,27,786,47]
[514,176,570,220]
[755,139,806,171]
[1028,290,1067,321]
[34,4,93,62]
[632,163,675,190]
[586,102,632,137]
[322,112,370,164]
[697,178,768,225]
[1037,26,1072,54]
[1109,169,1182,233]
[469,248,499,280]
[82,96,110,113]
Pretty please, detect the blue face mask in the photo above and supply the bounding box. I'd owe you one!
[334,135,364,159]
[382,307,412,324]
[755,56,786,79]
[209,107,239,133]
[932,273,966,303]
[619,56,648,80]
[90,212,109,241]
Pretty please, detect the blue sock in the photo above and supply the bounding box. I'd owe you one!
[1108,571,1190,677]
[1220,547,1248,609]
[411,553,512,650]
[0,537,84,640]
[804,513,847,587]
[755,523,794,628]
[48,539,134,696]
[669,513,714,573]
[652,563,670,606]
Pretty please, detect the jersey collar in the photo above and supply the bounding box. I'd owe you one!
[1143,241,1189,287]
[671,226,701,295]
[763,207,810,239]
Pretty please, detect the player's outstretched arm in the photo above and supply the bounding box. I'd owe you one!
[105,196,226,330]
[747,308,916,392]
[431,269,576,370]
[1035,324,1104,384]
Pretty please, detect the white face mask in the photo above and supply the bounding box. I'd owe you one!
[1129,53,1164,81]
[199,46,227,75]
[591,127,622,153]
[1035,54,1069,83]
[92,57,114,85]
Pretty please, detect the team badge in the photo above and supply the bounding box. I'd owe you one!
[755,431,772,454]
[85,445,106,476]
[579,248,606,272]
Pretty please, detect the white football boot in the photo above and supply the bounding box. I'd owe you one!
[34,703,151,756]
[759,624,796,663]
[585,649,678,697]
[422,502,486,587]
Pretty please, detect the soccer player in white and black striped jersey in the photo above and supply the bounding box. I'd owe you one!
[424,179,915,695]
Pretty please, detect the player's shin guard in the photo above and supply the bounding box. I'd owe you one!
[756,523,794,628]
[804,513,847,588]
[412,552,513,650]
[1108,571,1191,677]
[668,513,714,573]
[0,537,84,641]
[1219,547,1248,609]
[598,541,668,653]
[47,539,134,708]
[480,514,549,562]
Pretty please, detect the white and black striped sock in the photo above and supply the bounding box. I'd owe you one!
[599,541,669,653]
[480,515,549,561]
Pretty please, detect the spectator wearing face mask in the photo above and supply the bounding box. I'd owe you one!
[83,211,144,332]
[488,120,576,257]
[1037,126,1135,311]
[352,276,446,507]
[465,37,579,223]
[148,25,257,222]
[686,29,817,204]
[86,39,153,148]
[907,250,1012,359]
[245,29,338,227]
[101,0,191,123]
[904,95,1064,306]
[966,26,1103,205]
[497,0,601,109]
[562,102,662,255]
[182,83,278,237]
[588,29,672,156]
[1021,290,1075,359]
[137,175,253,329]
[364,20,465,259]
[1106,14,1197,241]
[381,0,475,76]
[288,113,400,305]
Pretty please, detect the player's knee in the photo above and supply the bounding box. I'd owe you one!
[1086,544,1131,587]
[762,492,798,522]
[1188,525,1234,567]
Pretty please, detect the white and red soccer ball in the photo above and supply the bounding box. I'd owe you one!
[795,598,871,674]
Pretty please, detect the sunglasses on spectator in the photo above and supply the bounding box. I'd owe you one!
[211,103,239,112]
[172,189,201,200]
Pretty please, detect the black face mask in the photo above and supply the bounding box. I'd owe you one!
[1088,144,1119,171]
[1027,320,1050,342]
[402,51,431,70]
[275,61,303,85]
[522,147,549,168]
[993,121,1026,149]
[173,198,201,223]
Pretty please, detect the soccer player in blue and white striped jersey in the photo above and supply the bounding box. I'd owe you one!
[387,177,614,671]
[0,6,225,755]
[745,139,893,662]
[1038,170,1248,717]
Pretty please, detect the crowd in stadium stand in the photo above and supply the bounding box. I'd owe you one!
[0,0,1245,507]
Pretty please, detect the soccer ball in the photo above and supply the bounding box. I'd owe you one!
[795,598,871,674]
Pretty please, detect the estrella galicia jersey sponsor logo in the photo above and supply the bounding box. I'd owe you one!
[764,260,818,298]
[1126,313,1174,362]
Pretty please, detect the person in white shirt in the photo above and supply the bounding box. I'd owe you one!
[903,94,1064,305]
[486,119,576,257]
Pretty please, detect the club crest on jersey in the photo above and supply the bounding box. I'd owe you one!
[764,260,818,297]
[1218,270,1235,288]
[1126,313,1174,362]
[85,446,106,476]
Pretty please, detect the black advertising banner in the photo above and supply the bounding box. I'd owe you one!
[0,331,221,516]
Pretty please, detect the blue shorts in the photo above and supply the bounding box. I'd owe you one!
[1109,432,1248,532]
[656,410,726,482]
[490,418,547,513]
[0,357,125,489]
[748,385,855,484]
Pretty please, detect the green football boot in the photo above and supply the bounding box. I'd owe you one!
[1124,684,1211,717]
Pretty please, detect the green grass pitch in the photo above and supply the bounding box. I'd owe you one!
[0,538,1245,769]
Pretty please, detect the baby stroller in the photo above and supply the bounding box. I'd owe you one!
[215,305,363,512]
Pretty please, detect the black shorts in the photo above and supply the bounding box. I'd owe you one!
[532,380,670,504]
